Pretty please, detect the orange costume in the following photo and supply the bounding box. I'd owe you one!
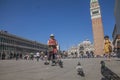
[48,38,58,54]
[104,39,111,54]
[47,34,58,65]
[103,36,112,59]
[48,34,58,54]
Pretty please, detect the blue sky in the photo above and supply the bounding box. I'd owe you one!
[0,0,115,50]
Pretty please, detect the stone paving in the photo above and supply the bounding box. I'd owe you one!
[0,58,119,80]
[105,58,120,76]
[102,58,120,80]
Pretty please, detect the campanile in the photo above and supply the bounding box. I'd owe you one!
[90,0,104,55]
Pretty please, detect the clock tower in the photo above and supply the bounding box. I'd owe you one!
[90,0,104,55]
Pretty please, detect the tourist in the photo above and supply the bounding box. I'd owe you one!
[104,36,112,61]
[47,34,58,66]
[36,52,40,61]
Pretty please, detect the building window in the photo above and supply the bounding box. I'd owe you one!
[79,46,84,50]
[92,11,99,14]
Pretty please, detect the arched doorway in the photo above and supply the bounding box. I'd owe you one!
[79,51,84,58]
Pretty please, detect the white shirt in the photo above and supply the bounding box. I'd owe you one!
[36,52,40,57]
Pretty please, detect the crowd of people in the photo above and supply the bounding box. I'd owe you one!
[0,52,23,60]
[0,35,119,62]
[0,34,63,67]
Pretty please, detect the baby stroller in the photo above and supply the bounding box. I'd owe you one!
[44,55,49,65]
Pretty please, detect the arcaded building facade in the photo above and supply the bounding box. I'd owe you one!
[112,0,120,57]
[0,31,48,56]
[67,40,94,58]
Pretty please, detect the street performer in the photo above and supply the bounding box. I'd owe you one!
[47,34,58,66]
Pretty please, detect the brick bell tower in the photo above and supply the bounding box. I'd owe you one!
[90,0,104,55]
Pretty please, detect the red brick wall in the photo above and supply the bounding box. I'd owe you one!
[92,17,104,55]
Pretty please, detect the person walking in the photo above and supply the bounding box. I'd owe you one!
[104,36,112,61]
[16,53,19,60]
[47,34,58,66]
[2,51,6,60]
[30,52,34,60]
[36,52,40,61]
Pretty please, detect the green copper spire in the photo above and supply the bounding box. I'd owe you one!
[91,0,98,3]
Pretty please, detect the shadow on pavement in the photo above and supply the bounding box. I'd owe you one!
[77,71,85,77]
[100,61,120,80]
[115,60,120,61]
